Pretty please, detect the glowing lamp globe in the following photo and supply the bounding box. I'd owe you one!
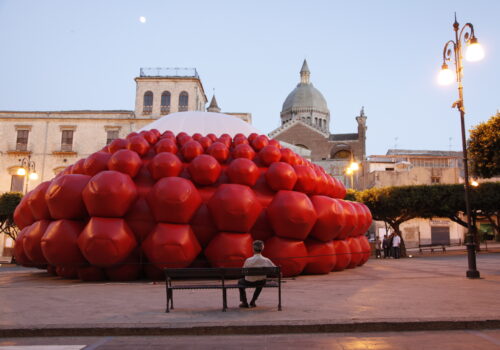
[438,64,455,85]
[465,39,485,62]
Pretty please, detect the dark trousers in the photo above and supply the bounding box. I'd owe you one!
[238,278,265,304]
[393,247,401,259]
[383,247,390,258]
[375,249,382,258]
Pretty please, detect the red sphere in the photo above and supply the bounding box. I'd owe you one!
[188,155,221,185]
[304,239,336,274]
[204,232,253,268]
[107,149,142,178]
[82,171,137,217]
[27,181,52,220]
[357,236,371,266]
[155,138,178,154]
[266,162,297,191]
[45,174,91,219]
[148,152,183,180]
[181,140,204,162]
[310,196,346,242]
[206,142,230,163]
[14,195,35,229]
[23,219,51,266]
[142,223,201,269]
[127,135,150,156]
[258,145,281,166]
[84,152,111,176]
[226,158,259,186]
[264,236,308,277]
[14,226,34,266]
[108,138,128,153]
[293,165,317,194]
[251,135,269,151]
[78,217,137,267]
[332,240,351,271]
[267,190,317,240]
[41,219,87,267]
[147,177,202,224]
[346,237,363,268]
[207,184,262,233]
[232,144,256,160]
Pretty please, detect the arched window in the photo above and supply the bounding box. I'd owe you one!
[143,91,153,114]
[179,91,188,112]
[161,91,171,114]
[332,150,352,159]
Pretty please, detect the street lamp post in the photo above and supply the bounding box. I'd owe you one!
[438,14,484,279]
[17,155,38,194]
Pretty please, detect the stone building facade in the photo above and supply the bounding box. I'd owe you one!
[362,149,467,248]
[0,67,251,257]
[269,60,367,187]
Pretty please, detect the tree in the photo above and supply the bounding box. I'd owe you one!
[355,183,500,253]
[0,192,23,241]
[469,112,500,178]
[355,186,432,256]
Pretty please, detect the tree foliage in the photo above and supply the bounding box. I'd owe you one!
[353,183,500,252]
[469,112,500,178]
[0,192,23,241]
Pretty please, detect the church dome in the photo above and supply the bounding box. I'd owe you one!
[281,60,329,115]
[282,83,328,113]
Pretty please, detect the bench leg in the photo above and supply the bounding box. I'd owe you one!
[222,288,227,312]
[278,285,282,311]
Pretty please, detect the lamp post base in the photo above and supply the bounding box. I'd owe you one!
[466,242,481,279]
[466,270,480,278]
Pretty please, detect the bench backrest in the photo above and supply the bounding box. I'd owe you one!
[164,267,281,279]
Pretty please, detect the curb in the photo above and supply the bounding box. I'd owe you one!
[2,320,500,337]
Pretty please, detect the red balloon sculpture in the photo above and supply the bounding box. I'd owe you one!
[13,129,372,280]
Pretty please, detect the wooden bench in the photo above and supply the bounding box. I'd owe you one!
[164,267,282,312]
[418,244,446,253]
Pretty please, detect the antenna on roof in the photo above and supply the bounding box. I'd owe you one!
[394,137,399,150]
[449,137,453,151]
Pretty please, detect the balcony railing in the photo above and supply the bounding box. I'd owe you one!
[140,67,199,79]
[178,105,188,112]
[143,106,152,114]
[16,143,28,151]
[161,106,171,115]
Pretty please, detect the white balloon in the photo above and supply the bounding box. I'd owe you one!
[139,16,146,23]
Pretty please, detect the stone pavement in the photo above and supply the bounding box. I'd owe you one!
[0,252,499,337]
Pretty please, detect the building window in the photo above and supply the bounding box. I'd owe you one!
[179,91,188,112]
[61,130,74,152]
[16,130,29,151]
[332,150,351,159]
[106,130,119,145]
[161,91,171,115]
[11,175,24,192]
[143,91,153,114]
[431,176,441,184]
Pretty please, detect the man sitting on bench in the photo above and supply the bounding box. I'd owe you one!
[238,240,276,308]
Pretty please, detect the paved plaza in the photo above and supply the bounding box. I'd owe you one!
[0,252,499,348]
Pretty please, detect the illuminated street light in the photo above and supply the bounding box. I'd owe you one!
[471,180,479,187]
[439,14,483,279]
[17,155,38,194]
[345,161,359,189]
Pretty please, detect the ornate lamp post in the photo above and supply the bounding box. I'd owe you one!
[17,155,38,194]
[438,14,484,279]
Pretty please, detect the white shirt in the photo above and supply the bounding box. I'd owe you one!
[243,253,276,282]
[392,235,401,247]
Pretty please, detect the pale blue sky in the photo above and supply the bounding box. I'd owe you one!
[0,0,498,155]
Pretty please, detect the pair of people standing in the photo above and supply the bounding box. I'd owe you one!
[382,233,401,259]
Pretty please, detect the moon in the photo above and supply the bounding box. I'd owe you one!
[139,16,146,23]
